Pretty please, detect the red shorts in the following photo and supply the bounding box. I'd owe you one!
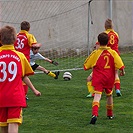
[0,107,23,127]
[94,84,113,96]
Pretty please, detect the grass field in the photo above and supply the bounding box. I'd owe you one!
[19,53,133,133]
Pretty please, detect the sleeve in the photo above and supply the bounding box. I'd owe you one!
[37,53,46,60]
[28,34,37,47]
[83,50,97,70]
[18,52,34,77]
[30,50,35,66]
[22,56,34,76]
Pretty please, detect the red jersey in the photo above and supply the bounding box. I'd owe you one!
[14,30,37,61]
[104,29,120,55]
[0,45,34,107]
[84,46,125,89]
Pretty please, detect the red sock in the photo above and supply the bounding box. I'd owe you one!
[115,83,120,90]
[106,104,113,116]
[114,79,120,90]
[92,102,99,116]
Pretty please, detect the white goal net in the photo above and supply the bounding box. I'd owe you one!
[0,0,90,71]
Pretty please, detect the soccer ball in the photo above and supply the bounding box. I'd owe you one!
[63,72,72,81]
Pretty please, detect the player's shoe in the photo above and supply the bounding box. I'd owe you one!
[86,93,94,98]
[90,115,97,124]
[116,89,122,96]
[54,71,60,79]
[25,95,29,100]
[107,116,114,119]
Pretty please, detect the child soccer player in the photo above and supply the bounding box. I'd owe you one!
[14,21,41,98]
[84,32,125,124]
[30,43,60,79]
[0,25,41,133]
[86,42,100,98]
[104,19,122,96]
[14,21,39,61]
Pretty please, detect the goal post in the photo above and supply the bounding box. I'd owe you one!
[0,0,90,71]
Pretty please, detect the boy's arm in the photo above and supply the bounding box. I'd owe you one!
[37,53,58,66]
[23,76,41,96]
[44,57,58,66]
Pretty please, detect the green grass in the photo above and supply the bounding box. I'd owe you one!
[19,53,133,133]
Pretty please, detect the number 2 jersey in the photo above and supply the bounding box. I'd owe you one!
[14,30,37,61]
[84,46,125,88]
[0,45,34,107]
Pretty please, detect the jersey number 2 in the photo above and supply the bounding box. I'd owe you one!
[104,56,110,68]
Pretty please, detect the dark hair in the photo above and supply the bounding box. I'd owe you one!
[0,25,16,44]
[21,21,30,31]
[98,32,109,46]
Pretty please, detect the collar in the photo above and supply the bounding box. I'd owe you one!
[20,30,29,34]
[99,46,111,50]
[0,45,15,50]
[105,29,114,32]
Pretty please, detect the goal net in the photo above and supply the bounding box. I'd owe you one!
[0,0,89,72]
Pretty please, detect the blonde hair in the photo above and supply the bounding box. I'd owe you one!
[105,19,113,29]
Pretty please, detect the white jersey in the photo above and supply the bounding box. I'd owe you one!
[30,50,46,66]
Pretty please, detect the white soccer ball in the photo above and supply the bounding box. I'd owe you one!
[63,72,72,81]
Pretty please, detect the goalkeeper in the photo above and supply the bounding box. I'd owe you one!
[30,43,60,79]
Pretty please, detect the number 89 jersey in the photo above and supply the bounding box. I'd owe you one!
[0,45,34,107]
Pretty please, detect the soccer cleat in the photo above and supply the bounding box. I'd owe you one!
[25,95,29,100]
[90,115,97,124]
[116,89,122,96]
[107,116,114,119]
[54,71,60,79]
[86,93,94,98]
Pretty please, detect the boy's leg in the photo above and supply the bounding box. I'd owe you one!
[90,93,102,124]
[23,84,29,100]
[36,66,60,79]
[86,74,94,98]
[115,70,122,96]
[8,123,18,133]
[0,126,8,133]
[7,107,22,133]
[0,108,8,133]
[86,81,94,98]
[106,88,114,119]
[23,84,28,96]
[106,95,113,119]
[47,71,60,79]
